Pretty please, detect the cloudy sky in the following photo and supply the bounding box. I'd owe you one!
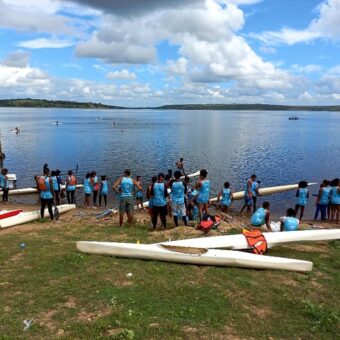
[0,0,339,106]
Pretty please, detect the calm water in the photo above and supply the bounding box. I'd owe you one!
[1,108,340,217]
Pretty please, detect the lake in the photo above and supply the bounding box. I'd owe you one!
[1,108,339,218]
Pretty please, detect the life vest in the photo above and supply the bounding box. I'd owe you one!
[37,176,49,191]
[243,229,268,255]
[68,175,76,186]
[197,215,222,232]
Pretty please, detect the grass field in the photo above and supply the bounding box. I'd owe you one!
[0,215,339,339]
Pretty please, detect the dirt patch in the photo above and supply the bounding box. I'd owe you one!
[63,296,77,309]
[38,309,58,331]
[282,278,299,287]
[0,281,13,288]
[182,325,242,340]
[76,305,112,322]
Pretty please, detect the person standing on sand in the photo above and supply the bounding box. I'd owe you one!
[151,173,168,229]
[240,174,256,214]
[66,170,77,204]
[314,180,330,221]
[36,167,54,221]
[147,175,157,220]
[91,171,99,206]
[176,158,185,176]
[83,173,93,208]
[294,181,309,220]
[113,169,141,227]
[330,178,340,224]
[134,175,144,210]
[252,179,260,212]
[0,168,9,203]
[170,170,188,227]
[195,169,210,220]
[99,175,108,208]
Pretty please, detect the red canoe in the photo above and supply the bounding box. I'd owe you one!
[0,210,23,220]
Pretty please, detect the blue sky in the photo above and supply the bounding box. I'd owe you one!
[0,0,339,106]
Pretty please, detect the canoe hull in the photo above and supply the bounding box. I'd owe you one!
[0,185,84,196]
[160,229,340,250]
[76,241,313,272]
[0,204,76,228]
[0,209,23,220]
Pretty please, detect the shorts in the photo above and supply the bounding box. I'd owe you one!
[244,197,252,206]
[171,202,186,217]
[220,201,231,207]
[153,205,168,216]
[135,195,143,201]
[119,197,134,213]
[85,193,91,197]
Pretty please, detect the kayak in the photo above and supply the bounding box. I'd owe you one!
[0,209,23,220]
[210,182,317,202]
[137,170,201,209]
[76,241,313,272]
[0,204,76,229]
[160,229,340,250]
[0,184,84,196]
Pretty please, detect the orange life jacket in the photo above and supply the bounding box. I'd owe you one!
[37,176,48,191]
[243,229,268,255]
[68,175,76,186]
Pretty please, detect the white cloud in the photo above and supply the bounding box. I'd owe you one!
[259,46,276,54]
[166,58,188,75]
[291,64,322,73]
[252,0,340,45]
[106,69,137,80]
[16,38,75,49]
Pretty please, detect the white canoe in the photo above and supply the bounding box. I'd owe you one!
[0,204,76,229]
[76,241,312,272]
[210,182,317,202]
[0,184,84,196]
[160,229,340,250]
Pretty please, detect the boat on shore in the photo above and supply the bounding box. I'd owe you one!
[76,241,313,272]
[0,204,76,228]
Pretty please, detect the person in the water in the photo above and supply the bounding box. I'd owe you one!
[113,169,142,227]
[251,201,271,231]
[195,169,210,220]
[176,158,185,176]
[294,181,309,220]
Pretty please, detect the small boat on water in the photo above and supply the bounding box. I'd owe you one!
[52,120,62,125]
[11,127,21,134]
[289,115,299,120]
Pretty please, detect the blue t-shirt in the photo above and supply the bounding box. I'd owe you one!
[120,177,133,199]
[221,188,231,206]
[83,178,93,194]
[171,181,185,205]
[38,176,53,199]
[296,188,308,206]
[252,181,259,197]
[100,180,108,195]
[197,180,210,204]
[283,217,299,231]
[51,176,60,191]
[153,182,167,206]
[135,182,143,198]
[0,175,9,189]
[319,186,331,205]
[251,207,266,226]
[331,186,340,205]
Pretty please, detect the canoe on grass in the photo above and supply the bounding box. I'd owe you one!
[210,182,317,202]
[0,204,76,228]
[76,241,313,272]
[0,209,23,220]
[0,184,84,196]
[160,229,340,250]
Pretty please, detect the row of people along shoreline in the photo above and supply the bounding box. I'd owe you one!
[1,162,340,229]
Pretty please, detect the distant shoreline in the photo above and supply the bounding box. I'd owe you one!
[0,98,340,111]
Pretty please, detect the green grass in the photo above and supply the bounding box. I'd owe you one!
[0,222,339,339]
